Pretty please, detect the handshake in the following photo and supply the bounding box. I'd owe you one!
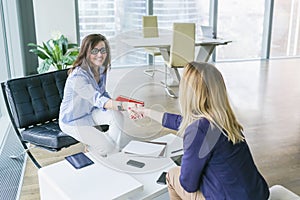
[114,95,148,120]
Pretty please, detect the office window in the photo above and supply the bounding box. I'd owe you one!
[152,0,209,63]
[217,0,265,60]
[270,0,300,57]
[153,0,210,41]
[0,16,5,119]
[77,0,147,67]
[77,0,209,67]
[0,1,10,120]
[0,7,7,120]
[0,0,16,143]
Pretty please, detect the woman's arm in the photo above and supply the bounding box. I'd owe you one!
[129,107,182,130]
[128,107,164,123]
[179,119,212,192]
[143,108,164,123]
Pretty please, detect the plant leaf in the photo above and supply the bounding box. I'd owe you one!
[68,43,78,48]
[53,44,63,64]
[29,49,50,60]
[37,60,51,73]
[29,34,79,73]
[42,41,54,58]
[60,36,68,55]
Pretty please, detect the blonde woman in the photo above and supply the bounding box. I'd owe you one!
[131,62,269,200]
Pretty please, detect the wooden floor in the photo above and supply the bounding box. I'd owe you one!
[20,59,300,199]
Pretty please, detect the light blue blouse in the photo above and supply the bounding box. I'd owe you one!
[59,66,111,126]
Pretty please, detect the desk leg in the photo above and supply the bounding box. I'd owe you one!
[159,47,178,98]
[159,47,180,86]
[196,45,216,62]
[164,64,177,98]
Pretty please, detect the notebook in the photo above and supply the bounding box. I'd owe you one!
[65,152,94,169]
[115,95,144,106]
[122,140,167,157]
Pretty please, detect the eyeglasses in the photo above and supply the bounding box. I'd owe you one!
[91,47,107,55]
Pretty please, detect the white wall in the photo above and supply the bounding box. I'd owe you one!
[32,0,77,44]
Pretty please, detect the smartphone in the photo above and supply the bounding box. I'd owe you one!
[156,172,167,185]
[126,159,145,168]
[170,154,183,166]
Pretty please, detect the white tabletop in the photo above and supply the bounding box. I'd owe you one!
[38,133,183,200]
[123,35,231,48]
[38,154,143,200]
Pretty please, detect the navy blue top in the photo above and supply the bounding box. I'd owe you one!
[162,113,270,200]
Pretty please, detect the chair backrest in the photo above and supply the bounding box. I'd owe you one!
[1,69,68,129]
[142,16,159,38]
[170,23,195,67]
[201,25,214,38]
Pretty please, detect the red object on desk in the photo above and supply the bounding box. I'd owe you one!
[115,95,144,106]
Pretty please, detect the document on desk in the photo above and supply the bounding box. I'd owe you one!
[122,140,167,157]
[93,134,182,174]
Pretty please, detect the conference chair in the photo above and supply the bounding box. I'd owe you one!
[161,23,195,98]
[142,15,163,77]
[201,25,215,38]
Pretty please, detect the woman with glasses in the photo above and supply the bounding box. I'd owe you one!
[59,34,139,157]
[130,62,270,200]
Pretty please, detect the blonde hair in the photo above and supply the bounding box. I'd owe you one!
[178,62,244,144]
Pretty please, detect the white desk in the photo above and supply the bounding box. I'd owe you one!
[38,134,183,200]
[123,36,231,63]
[38,154,143,200]
[122,36,231,93]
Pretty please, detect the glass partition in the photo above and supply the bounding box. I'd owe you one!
[153,0,210,41]
[78,0,147,67]
[217,0,265,60]
[0,0,12,144]
[270,0,300,57]
[77,0,210,67]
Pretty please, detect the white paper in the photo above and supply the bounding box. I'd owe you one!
[122,141,166,157]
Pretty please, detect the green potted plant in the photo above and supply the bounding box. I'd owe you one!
[28,34,79,73]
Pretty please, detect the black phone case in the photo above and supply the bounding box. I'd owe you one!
[65,152,94,169]
[126,159,145,168]
[156,172,167,185]
[171,154,183,166]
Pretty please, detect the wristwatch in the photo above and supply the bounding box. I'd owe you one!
[117,101,124,111]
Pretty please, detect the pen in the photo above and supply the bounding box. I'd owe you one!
[171,148,183,154]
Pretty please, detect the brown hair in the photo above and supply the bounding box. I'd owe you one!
[68,34,111,74]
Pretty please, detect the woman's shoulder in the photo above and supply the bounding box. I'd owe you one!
[184,118,210,138]
[190,117,210,130]
[183,118,211,151]
[99,66,107,74]
[68,66,89,77]
[183,118,224,153]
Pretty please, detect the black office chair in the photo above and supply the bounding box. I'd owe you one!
[1,69,79,168]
